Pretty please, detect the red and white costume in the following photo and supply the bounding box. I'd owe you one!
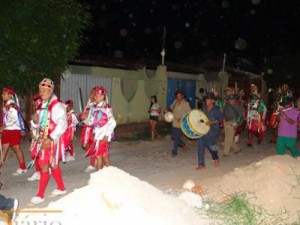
[0,87,27,173]
[30,94,68,166]
[246,94,267,146]
[64,108,79,155]
[84,100,116,157]
[30,78,68,205]
[2,99,23,146]
[80,101,94,148]
[30,95,43,140]
[28,95,43,179]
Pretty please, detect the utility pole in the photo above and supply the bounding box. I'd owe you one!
[161,26,166,65]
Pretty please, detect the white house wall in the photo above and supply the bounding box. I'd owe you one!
[60,73,112,114]
[63,64,231,124]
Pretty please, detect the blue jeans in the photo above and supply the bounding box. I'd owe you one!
[171,127,186,154]
[197,138,219,166]
[0,194,14,210]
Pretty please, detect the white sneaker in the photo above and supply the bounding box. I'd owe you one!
[50,189,67,197]
[12,168,27,176]
[30,196,45,205]
[27,172,40,181]
[84,165,96,173]
[65,155,75,162]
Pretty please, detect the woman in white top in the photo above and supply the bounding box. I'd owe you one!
[148,95,161,141]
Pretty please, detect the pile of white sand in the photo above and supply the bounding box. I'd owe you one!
[15,167,211,225]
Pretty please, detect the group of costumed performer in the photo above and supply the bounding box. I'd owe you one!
[246,84,267,146]
[80,86,116,171]
[29,78,68,204]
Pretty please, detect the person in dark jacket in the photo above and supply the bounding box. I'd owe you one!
[196,92,223,170]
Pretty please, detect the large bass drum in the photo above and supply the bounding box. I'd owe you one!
[180,110,210,139]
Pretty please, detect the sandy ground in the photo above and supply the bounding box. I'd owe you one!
[1,125,299,222]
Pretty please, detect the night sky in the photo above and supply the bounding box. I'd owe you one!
[79,0,300,69]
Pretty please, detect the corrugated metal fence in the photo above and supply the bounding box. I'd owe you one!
[60,74,112,114]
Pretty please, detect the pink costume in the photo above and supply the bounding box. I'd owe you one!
[84,94,116,157]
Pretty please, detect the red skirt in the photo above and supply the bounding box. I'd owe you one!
[63,127,75,149]
[30,140,63,166]
[80,125,93,146]
[1,129,21,146]
[85,140,110,157]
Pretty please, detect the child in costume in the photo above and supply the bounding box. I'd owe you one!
[0,87,27,175]
[27,94,43,181]
[83,86,116,170]
[64,100,79,162]
[79,87,97,172]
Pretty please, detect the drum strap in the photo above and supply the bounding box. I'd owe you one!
[171,101,177,111]
[229,104,243,124]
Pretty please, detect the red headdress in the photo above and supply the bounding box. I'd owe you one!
[65,99,74,107]
[2,87,15,95]
[95,86,107,96]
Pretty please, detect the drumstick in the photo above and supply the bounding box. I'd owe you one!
[273,106,293,115]
[199,119,215,125]
[199,119,211,124]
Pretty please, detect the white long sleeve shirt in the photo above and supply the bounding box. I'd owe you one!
[84,101,117,141]
[68,110,79,128]
[3,100,21,130]
[40,95,68,142]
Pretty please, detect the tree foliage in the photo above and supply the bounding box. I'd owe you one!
[0,0,91,96]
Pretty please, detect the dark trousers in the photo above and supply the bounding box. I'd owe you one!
[197,138,219,166]
[0,194,14,210]
[171,127,186,154]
